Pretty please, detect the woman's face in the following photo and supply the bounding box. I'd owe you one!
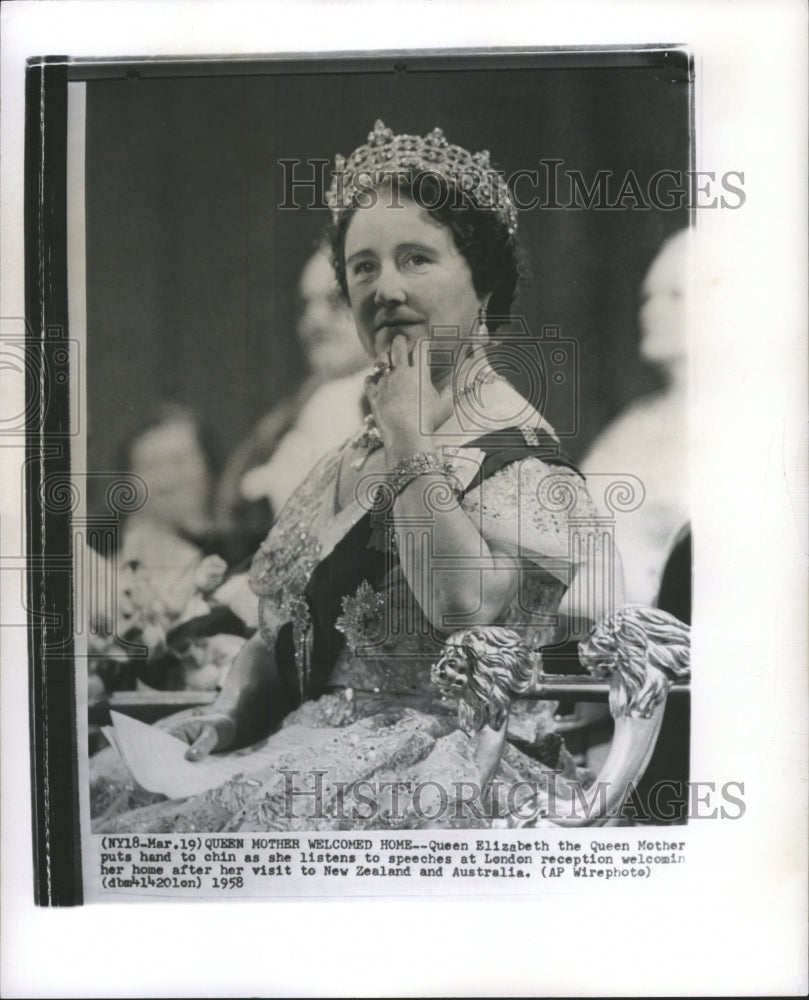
[639,230,688,370]
[296,248,369,379]
[130,418,210,530]
[343,194,486,380]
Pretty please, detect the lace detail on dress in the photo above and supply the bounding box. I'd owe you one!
[249,446,344,692]
[461,457,599,566]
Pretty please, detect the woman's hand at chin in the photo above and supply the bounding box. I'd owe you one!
[365,334,454,464]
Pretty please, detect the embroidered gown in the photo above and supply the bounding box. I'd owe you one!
[91,377,609,833]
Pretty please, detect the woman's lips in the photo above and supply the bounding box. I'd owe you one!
[376,318,420,332]
[373,319,421,352]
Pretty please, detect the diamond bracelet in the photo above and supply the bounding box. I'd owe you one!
[387,452,458,498]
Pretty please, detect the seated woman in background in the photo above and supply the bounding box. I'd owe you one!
[117,404,215,601]
[214,246,371,538]
[88,404,256,696]
[92,123,687,834]
[581,228,691,608]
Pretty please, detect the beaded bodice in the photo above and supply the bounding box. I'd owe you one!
[249,417,598,703]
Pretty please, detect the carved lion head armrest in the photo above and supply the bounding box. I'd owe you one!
[432,606,691,826]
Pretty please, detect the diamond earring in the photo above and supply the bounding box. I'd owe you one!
[477,306,490,342]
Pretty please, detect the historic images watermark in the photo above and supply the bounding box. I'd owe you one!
[0,317,80,437]
[278,159,746,213]
[0,317,154,658]
[277,769,745,826]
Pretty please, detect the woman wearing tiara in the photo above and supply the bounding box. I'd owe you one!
[93,122,649,834]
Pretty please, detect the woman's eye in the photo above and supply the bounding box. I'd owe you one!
[351,260,376,278]
[404,253,431,268]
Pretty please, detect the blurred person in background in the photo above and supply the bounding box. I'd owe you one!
[582,227,691,608]
[118,403,217,609]
[89,405,255,696]
[578,229,692,817]
[93,245,372,696]
[214,244,371,535]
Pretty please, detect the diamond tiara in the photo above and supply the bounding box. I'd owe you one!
[326,120,518,237]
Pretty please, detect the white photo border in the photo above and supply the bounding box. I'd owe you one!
[1,1,806,997]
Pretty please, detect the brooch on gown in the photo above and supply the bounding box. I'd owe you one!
[335,580,388,655]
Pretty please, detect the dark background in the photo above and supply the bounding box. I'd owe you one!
[84,54,690,478]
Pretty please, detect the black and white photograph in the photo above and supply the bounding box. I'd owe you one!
[76,50,694,844]
[1,1,806,997]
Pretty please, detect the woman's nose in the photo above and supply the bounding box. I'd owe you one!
[374,263,406,305]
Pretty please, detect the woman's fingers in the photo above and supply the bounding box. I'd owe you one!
[364,378,380,419]
[166,719,196,743]
[419,336,433,381]
[168,712,236,761]
[185,723,219,761]
[389,334,409,368]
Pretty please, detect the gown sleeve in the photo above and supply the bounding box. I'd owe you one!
[460,456,604,582]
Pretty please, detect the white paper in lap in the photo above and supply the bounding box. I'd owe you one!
[104,711,336,799]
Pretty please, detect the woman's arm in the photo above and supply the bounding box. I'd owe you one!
[170,630,278,759]
[391,469,519,630]
[366,336,518,631]
[211,630,278,741]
